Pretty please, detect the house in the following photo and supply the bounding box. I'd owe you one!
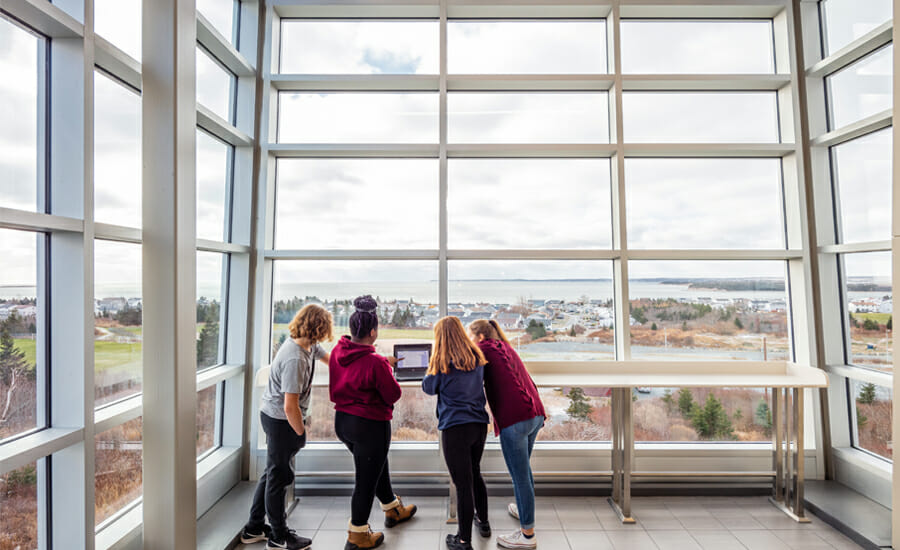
[526,313,552,329]
[97,297,127,315]
[494,312,524,330]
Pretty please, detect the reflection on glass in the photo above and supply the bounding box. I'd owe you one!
[197,385,218,456]
[626,159,784,249]
[827,45,892,130]
[843,252,892,373]
[280,21,438,74]
[278,93,438,143]
[197,0,236,42]
[197,47,234,122]
[94,71,142,228]
[94,240,142,406]
[0,17,41,213]
[833,129,891,243]
[448,21,606,74]
[271,261,437,360]
[95,0,141,60]
[821,0,892,55]
[196,130,231,242]
[623,92,779,143]
[197,251,226,370]
[448,93,609,143]
[850,379,893,460]
[634,387,772,442]
[628,261,789,361]
[307,386,438,442]
[0,460,39,548]
[621,21,774,74]
[0,229,40,442]
[95,417,142,526]
[448,261,615,361]
[275,159,438,250]
[448,159,612,249]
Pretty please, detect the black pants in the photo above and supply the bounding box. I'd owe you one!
[248,412,306,537]
[442,422,488,542]
[335,411,396,526]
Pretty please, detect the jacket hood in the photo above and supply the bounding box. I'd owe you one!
[334,335,377,367]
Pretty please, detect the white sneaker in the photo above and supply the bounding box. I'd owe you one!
[497,529,537,549]
[508,502,519,520]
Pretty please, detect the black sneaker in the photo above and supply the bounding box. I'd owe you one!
[474,515,491,538]
[446,533,473,550]
[267,529,312,550]
[241,524,272,544]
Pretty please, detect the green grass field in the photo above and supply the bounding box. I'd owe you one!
[853,312,892,325]
[272,324,434,341]
[13,339,37,367]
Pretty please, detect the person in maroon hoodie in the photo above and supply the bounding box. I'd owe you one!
[468,319,545,550]
[330,295,417,550]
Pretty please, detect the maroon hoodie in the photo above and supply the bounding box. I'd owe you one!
[329,335,402,421]
[478,338,546,436]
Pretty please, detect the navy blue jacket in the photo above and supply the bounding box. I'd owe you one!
[421,364,489,430]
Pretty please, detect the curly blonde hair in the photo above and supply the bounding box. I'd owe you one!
[288,304,334,343]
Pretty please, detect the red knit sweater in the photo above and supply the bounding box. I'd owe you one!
[478,338,546,436]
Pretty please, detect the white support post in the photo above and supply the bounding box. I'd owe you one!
[891,3,900,545]
[141,0,198,546]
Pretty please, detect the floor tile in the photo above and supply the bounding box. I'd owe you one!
[606,530,660,550]
[647,529,703,550]
[688,529,748,550]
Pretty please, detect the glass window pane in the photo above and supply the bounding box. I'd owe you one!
[95,418,142,526]
[448,21,607,74]
[197,251,226,370]
[306,386,438,442]
[0,17,42,213]
[621,20,774,74]
[534,386,611,441]
[850,379,893,460]
[196,130,232,242]
[448,159,612,249]
[197,0,236,43]
[197,47,234,122]
[635,387,773,442]
[626,159,785,249]
[821,0,892,56]
[448,93,609,143]
[274,159,438,249]
[628,261,789,361]
[95,71,141,228]
[0,461,40,549]
[271,261,437,360]
[448,261,615,360]
[0,229,41,442]
[278,93,438,143]
[623,92,779,143]
[843,252,892,373]
[280,21,438,74]
[827,45,892,130]
[95,0,141,60]
[833,128,891,243]
[197,385,218,456]
[94,241,142,406]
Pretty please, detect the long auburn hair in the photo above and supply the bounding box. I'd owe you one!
[468,319,510,344]
[428,316,486,375]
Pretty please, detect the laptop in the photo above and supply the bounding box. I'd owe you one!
[392,343,432,381]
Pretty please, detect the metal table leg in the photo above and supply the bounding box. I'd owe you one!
[608,387,636,524]
[792,388,807,520]
[768,387,810,522]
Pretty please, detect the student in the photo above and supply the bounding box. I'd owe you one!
[242,304,333,550]
[468,319,546,550]
[422,317,491,550]
[330,295,418,550]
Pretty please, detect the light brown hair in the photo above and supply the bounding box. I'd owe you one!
[468,318,510,344]
[288,304,334,343]
[428,316,486,375]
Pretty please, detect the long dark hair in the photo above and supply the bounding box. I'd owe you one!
[349,295,379,339]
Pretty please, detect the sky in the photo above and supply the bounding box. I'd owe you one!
[0,9,894,294]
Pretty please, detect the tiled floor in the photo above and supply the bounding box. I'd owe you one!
[237,496,865,550]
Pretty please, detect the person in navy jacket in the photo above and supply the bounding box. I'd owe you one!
[422,316,491,550]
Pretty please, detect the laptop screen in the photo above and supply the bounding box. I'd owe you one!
[396,348,430,371]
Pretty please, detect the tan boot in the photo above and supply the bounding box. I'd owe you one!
[382,495,417,528]
[345,522,384,550]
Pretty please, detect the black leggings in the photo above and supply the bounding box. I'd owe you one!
[442,422,488,542]
[335,411,396,526]
[248,412,306,538]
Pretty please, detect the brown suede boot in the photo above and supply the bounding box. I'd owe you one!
[345,522,384,550]
[382,495,417,528]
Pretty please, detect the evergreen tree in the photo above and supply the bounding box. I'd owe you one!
[525,319,547,340]
[733,408,743,423]
[661,389,675,414]
[677,388,695,416]
[681,321,688,332]
[734,317,744,329]
[566,387,593,422]
[857,382,877,405]
[755,399,772,434]
[691,394,734,439]
[651,322,658,331]
[862,318,880,331]
[569,326,577,337]
[888,316,893,330]
[0,324,31,425]
[196,321,220,368]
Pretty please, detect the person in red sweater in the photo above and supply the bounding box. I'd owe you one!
[468,319,545,550]
[330,295,417,550]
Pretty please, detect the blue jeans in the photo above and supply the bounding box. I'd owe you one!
[499,415,544,530]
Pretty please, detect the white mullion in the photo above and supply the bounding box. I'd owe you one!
[265,249,440,260]
[0,428,84,477]
[198,105,254,147]
[820,241,893,254]
[93,222,142,244]
[447,144,616,158]
[623,143,795,157]
[273,74,440,91]
[0,0,83,38]
[448,74,615,91]
[269,143,440,158]
[196,238,251,254]
[439,0,448,317]
[610,2,630,361]
[93,395,143,434]
[196,363,245,391]
[621,74,791,91]
[93,36,142,91]
[807,20,892,78]
[824,364,894,389]
[892,3,900,544]
[448,250,620,261]
[197,12,255,77]
[0,208,83,233]
[811,109,892,148]
[627,249,803,261]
